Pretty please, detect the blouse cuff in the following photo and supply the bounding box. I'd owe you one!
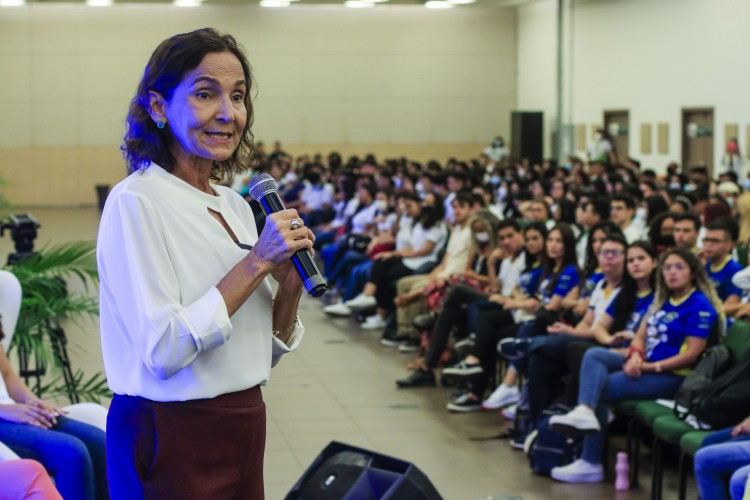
[178,286,233,353]
[271,319,305,366]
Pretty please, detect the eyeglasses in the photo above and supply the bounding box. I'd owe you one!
[663,263,687,272]
[702,237,726,245]
[599,249,624,258]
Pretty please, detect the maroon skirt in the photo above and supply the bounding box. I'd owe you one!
[107,386,266,500]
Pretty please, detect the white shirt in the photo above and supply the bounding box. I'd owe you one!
[588,279,621,324]
[0,377,13,405]
[97,164,303,402]
[403,222,447,271]
[300,183,333,211]
[436,224,472,278]
[499,251,527,297]
[622,223,644,244]
[350,202,378,235]
[576,231,589,269]
[395,216,414,251]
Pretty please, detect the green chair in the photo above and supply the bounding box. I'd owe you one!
[647,320,750,500]
[678,430,714,500]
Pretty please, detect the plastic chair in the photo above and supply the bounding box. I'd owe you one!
[0,270,108,433]
[0,270,22,353]
[0,441,20,462]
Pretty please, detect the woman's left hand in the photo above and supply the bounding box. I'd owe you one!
[27,398,66,425]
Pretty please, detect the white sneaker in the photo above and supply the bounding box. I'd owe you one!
[501,404,517,421]
[323,301,352,316]
[549,405,601,436]
[481,384,520,410]
[344,293,377,310]
[551,459,604,483]
[361,315,387,330]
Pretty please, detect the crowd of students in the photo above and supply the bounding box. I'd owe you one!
[237,143,750,498]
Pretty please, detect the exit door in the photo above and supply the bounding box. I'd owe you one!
[604,110,629,163]
[682,108,714,175]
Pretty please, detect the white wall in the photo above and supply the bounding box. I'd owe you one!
[517,0,750,172]
[0,4,516,149]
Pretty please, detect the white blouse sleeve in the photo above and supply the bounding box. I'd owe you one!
[98,192,232,380]
[271,319,305,367]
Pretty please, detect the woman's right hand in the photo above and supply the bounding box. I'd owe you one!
[623,354,643,378]
[252,209,314,269]
[0,404,55,429]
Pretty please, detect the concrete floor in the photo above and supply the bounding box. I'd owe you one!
[0,207,695,499]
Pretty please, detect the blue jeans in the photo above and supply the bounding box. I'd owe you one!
[343,260,373,301]
[0,415,108,500]
[577,347,684,464]
[329,250,369,287]
[695,434,750,500]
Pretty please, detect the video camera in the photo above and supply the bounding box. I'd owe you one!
[0,213,40,265]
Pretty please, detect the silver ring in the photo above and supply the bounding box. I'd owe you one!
[290,218,301,230]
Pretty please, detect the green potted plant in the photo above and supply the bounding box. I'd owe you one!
[4,240,111,403]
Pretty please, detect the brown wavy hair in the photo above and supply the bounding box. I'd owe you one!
[121,28,255,179]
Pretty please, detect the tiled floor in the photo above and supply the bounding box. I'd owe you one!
[1,207,694,499]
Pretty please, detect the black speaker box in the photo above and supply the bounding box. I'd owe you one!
[285,441,443,500]
[511,111,544,165]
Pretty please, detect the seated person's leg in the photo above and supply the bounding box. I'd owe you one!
[0,459,62,500]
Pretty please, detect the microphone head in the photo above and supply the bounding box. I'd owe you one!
[248,173,278,201]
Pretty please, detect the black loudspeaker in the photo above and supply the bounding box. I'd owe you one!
[511,111,544,165]
[286,441,443,500]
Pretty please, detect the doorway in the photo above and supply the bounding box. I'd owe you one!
[681,108,714,175]
[603,110,629,163]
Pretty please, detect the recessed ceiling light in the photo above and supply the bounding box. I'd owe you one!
[425,0,454,7]
[86,0,113,6]
[173,0,201,6]
[447,0,474,4]
[0,0,25,7]
[369,0,389,3]
[260,0,290,6]
[345,0,373,7]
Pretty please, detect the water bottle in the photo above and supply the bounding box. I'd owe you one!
[615,451,630,491]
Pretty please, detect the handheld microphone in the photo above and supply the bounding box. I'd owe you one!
[248,173,327,297]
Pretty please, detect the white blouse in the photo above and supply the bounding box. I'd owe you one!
[97,164,303,402]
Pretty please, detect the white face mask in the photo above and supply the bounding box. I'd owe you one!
[415,182,424,194]
[475,232,490,243]
[498,186,508,200]
[669,182,682,190]
[375,200,388,212]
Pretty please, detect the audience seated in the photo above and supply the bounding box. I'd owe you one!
[242,147,750,495]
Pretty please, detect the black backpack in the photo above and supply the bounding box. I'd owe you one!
[527,404,582,476]
[673,345,732,420]
[683,348,750,428]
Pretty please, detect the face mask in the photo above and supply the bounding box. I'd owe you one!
[490,176,501,186]
[725,197,735,208]
[415,182,424,194]
[518,169,526,179]
[375,200,388,212]
[393,177,403,189]
[498,186,508,200]
[307,173,321,184]
[636,207,647,220]
[475,232,490,243]
[684,183,697,192]
[669,182,682,190]
[658,234,675,247]
[563,162,572,171]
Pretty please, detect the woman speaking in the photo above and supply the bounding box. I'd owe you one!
[98,28,310,498]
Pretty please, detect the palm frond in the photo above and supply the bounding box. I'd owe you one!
[5,241,98,292]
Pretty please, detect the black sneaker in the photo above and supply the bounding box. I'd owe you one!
[380,331,409,347]
[497,338,535,360]
[397,338,421,352]
[396,370,436,388]
[412,312,437,331]
[446,392,481,412]
[442,360,483,377]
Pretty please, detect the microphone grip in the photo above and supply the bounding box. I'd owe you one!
[256,192,327,297]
